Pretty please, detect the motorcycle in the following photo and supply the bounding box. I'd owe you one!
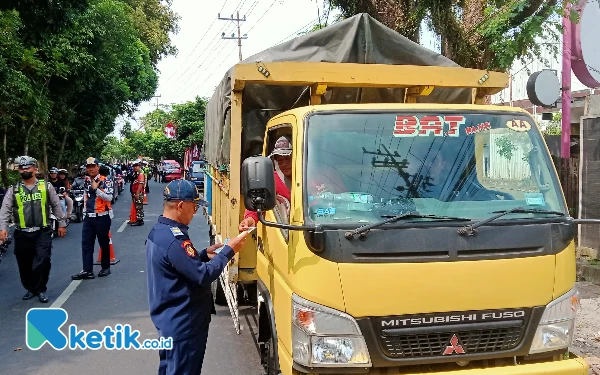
[70,180,85,223]
[116,172,124,193]
[50,187,68,237]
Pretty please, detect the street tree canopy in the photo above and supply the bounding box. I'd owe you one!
[102,97,207,164]
[329,0,577,71]
[0,0,178,186]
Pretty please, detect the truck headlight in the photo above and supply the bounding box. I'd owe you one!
[292,294,371,368]
[529,287,580,354]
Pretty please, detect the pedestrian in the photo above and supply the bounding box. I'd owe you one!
[130,159,145,226]
[146,179,247,375]
[0,156,67,303]
[153,164,158,182]
[143,161,151,194]
[71,157,114,280]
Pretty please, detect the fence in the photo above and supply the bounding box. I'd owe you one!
[552,156,579,218]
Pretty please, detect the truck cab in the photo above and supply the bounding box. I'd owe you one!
[203,59,588,375]
[242,103,582,375]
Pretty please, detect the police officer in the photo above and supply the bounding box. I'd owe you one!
[71,157,114,280]
[0,156,67,303]
[146,179,247,375]
[130,159,145,226]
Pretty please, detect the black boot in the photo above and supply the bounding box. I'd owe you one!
[130,220,144,226]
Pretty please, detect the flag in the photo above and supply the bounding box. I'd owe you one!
[164,123,176,139]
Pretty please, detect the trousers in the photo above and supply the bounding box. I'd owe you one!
[14,228,53,294]
[132,193,144,221]
[81,215,111,271]
[158,331,209,375]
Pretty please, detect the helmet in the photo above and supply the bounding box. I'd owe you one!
[49,167,59,174]
[58,169,68,175]
[17,156,37,168]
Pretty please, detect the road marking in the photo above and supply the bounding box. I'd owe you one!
[117,219,129,233]
[50,280,81,309]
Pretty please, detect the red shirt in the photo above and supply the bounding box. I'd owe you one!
[244,171,290,222]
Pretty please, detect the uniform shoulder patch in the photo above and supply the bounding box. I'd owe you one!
[170,227,184,237]
[181,240,196,258]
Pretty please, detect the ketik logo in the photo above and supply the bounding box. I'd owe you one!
[443,334,466,355]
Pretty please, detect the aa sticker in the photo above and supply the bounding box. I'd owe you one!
[506,119,531,132]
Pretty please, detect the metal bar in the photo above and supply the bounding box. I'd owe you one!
[231,62,508,93]
[562,9,572,158]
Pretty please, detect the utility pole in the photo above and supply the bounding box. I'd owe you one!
[218,11,248,62]
[151,94,161,130]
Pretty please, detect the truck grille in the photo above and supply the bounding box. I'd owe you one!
[380,326,524,358]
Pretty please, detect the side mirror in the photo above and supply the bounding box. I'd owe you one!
[241,156,276,212]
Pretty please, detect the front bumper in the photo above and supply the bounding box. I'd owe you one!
[279,346,588,375]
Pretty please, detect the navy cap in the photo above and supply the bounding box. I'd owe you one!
[85,157,99,166]
[164,179,210,207]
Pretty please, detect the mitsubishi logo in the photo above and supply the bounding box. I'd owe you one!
[443,334,465,355]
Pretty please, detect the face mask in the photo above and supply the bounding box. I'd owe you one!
[20,171,34,180]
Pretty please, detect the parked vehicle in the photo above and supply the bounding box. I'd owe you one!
[186,161,205,190]
[164,167,182,182]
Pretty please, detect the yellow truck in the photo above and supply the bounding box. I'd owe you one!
[202,14,591,375]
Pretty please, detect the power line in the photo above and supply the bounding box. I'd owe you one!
[166,23,236,90]
[163,20,218,82]
[219,0,230,14]
[246,0,279,33]
[164,1,250,88]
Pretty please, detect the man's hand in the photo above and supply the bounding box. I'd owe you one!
[238,217,256,232]
[91,180,100,190]
[0,230,7,242]
[57,227,66,238]
[227,234,248,254]
[206,243,223,259]
[206,243,222,254]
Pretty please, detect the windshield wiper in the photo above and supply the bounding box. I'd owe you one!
[457,207,565,237]
[345,212,471,240]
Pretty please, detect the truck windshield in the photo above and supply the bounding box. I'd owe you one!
[305,111,566,226]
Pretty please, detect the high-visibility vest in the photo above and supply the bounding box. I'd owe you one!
[13,180,50,228]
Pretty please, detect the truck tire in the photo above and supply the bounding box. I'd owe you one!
[213,278,227,306]
[258,301,280,375]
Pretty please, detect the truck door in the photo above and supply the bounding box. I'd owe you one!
[258,120,295,291]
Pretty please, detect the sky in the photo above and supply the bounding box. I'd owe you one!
[115,0,600,136]
[116,0,439,135]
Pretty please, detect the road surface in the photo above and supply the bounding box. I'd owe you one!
[0,180,263,375]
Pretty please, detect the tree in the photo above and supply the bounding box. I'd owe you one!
[543,112,562,136]
[122,0,180,66]
[118,97,208,163]
[0,0,178,184]
[329,0,577,71]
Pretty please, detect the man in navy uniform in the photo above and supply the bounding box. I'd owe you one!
[146,179,248,375]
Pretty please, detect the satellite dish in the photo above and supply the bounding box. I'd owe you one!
[527,70,561,108]
[572,0,600,88]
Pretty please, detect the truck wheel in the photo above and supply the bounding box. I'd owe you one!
[214,278,227,306]
[264,335,278,375]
